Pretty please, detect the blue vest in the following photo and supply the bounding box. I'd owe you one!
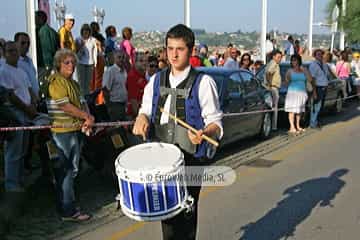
[150,68,208,158]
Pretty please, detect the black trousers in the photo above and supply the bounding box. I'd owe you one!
[161,152,205,240]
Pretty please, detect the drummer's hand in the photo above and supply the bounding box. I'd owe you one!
[132,114,149,141]
[188,129,203,145]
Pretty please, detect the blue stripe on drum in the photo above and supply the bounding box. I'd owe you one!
[131,182,148,213]
[147,183,165,212]
[121,180,131,209]
[165,181,178,209]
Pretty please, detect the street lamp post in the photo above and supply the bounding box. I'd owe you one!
[25,0,37,72]
[92,6,106,26]
[331,6,339,52]
[339,0,346,50]
[54,0,66,29]
[260,0,267,63]
[308,0,314,54]
[184,0,191,28]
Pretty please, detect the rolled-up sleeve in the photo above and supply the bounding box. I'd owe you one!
[198,75,223,139]
[138,75,155,119]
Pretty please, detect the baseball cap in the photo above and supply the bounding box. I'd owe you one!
[353,52,360,58]
[65,13,74,20]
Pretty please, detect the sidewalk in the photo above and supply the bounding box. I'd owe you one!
[1,163,122,240]
[0,168,41,238]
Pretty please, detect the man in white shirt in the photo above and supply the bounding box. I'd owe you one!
[309,49,329,128]
[0,41,38,192]
[224,47,240,70]
[133,24,222,240]
[102,49,128,121]
[284,35,295,61]
[15,32,40,99]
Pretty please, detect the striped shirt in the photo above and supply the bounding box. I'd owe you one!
[47,73,85,133]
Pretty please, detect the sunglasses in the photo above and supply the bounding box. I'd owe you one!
[149,63,157,68]
[63,60,76,65]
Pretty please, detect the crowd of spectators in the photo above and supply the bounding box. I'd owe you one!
[1,10,360,222]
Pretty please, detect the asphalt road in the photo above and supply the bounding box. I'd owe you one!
[64,104,360,240]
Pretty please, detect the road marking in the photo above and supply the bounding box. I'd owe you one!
[107,222,147,240]
[106,114,360,240]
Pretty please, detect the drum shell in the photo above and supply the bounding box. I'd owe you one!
[115,143,188,221]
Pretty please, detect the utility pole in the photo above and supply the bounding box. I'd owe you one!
[184,0,191,28]
[261,0,267,63]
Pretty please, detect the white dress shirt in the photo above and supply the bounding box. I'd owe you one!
[224,58,239,70]
[0,63,31,105]
[266,40,274,54]
[18,56,39,96]
[102,64,128,103]
[309,60,329,87]
[139,65,223,137]
[76,36,98,66]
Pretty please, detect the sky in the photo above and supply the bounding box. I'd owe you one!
[1,0,332,40]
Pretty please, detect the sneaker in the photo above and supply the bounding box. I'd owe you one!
[61,211,91,222]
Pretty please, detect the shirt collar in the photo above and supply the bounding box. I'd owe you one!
[113,63,123,72]
[169,65,191,88]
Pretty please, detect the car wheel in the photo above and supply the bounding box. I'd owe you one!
[259,112,272,139]
[332,93,343,114]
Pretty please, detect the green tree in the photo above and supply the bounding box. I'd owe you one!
[326,0,360,43]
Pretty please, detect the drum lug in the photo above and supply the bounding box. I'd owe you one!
[183,195,194,213]
[115,194,121,210]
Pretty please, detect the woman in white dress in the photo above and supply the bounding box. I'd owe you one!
[284,54,313,134]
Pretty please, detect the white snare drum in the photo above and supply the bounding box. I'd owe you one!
[115,142,192,221]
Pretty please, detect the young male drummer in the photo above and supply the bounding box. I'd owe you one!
[133,24,223,240]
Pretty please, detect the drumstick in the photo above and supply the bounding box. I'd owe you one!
[160,108,219,147]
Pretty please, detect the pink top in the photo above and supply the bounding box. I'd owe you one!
[119,40,136,66]
[336,61,350,79]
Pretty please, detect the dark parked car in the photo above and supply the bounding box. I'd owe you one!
[197,67,273,146]
[255,61,344,122]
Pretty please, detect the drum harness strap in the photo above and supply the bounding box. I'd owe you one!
[153,67,200,155]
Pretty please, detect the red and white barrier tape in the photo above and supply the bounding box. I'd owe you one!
[0,121,134,132]
[1,93,359,132]
[223,93,360,117]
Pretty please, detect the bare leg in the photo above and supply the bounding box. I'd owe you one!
[288,112,297,133]
[295,114,304,132]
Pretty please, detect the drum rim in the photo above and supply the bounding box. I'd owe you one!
[121,205,185,222]
[115,142,184,182]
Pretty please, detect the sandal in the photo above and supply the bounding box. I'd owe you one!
[297,128,306,133]
[287,130,298,136]
[62,211,91,222]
